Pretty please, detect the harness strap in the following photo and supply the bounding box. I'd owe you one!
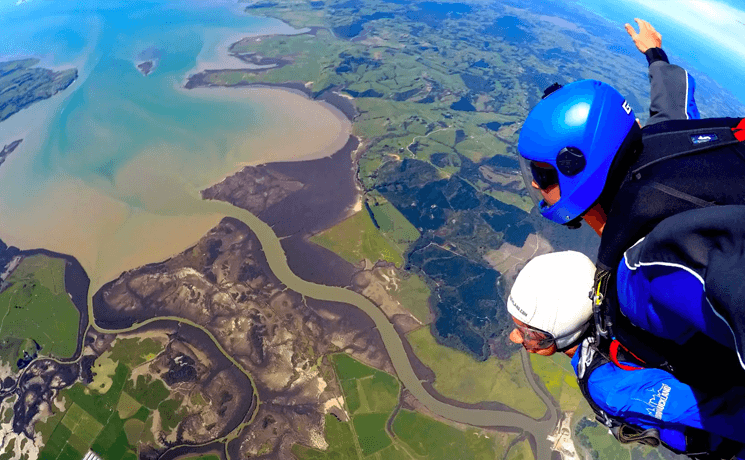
[609,340,645,371]
[633,126,743,178]
[615,425,661,447]
[647,181,717,208]
[592,269,613,341]
[732,118,745,142]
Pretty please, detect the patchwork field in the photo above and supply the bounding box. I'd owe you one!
[392,410,511,460]
[294,353,516,460]
[36,336,208,460]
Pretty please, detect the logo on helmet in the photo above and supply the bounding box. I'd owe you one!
[622,100,632,115]
[508,296,527,317]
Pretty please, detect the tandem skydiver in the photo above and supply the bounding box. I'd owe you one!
[505,251,745,459]
[515,17,745,396]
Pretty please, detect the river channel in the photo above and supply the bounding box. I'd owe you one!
[90,199,558,460]
[0,0,557,456]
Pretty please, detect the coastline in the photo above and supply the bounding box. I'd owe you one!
[187,27,560,433]
[179,84,354,178]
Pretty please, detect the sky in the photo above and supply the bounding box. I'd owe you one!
[623,0,745,62]
[575,0,745,106]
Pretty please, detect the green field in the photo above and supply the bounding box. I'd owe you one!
[333,353,399,456]
[529,353,584,412]
[392,410,507,460]
[353,413,391,455]
[224,29,345,91]
[310,209,404,266]
[386,270,432,324]
[406,327,546,418]
[0,255,80,366]
[296,354,512,459]
[505,437,534,460]
[332,354,399,416]
[109,337,162,367]
[368,202,421,255]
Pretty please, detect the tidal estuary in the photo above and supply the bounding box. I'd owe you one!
[0,0,557,458]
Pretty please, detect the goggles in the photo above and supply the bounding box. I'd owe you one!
[515,323,555,350]
[529,161,559,190]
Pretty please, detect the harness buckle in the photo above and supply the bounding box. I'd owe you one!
[614,425,661,447]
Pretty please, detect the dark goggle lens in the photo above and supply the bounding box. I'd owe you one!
[517,323,555,349]
[530,162,559,190]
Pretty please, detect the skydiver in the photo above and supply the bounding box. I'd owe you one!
[515,19,745,391]
[506,251,745,459]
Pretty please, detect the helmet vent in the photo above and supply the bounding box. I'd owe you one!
[556,147,586,176]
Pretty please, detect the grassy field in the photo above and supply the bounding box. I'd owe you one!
[392,410,508,460]
[505,437,534,460]
[368,202,421,255]
[0,255,80,366]
[224,29,344,91]
[529,353,584,413]
[109,337,162,367]
[310,209,404,266]
[406,327,546,418]
[334,353,398,456]
[387,270,432,324]
[294,354,401,459]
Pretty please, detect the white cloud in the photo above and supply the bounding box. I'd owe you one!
[624,0,745,60]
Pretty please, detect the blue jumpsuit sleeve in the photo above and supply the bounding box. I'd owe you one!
[616,258,736,349]
[644,48,701,125]
[587,362,745,445]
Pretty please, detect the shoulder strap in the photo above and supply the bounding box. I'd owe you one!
[577,338,617,429]
[633,124,742,179]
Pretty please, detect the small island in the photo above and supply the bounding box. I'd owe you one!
[0,59,77,122]
[135,46,162,76]
[0,139,22,169]
[136,60,154,75]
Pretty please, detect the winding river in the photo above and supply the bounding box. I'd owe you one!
[85,199,559,460]
[0,0,559,457]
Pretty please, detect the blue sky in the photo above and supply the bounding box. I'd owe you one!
[577,0,745,105]
[623,0,745,61]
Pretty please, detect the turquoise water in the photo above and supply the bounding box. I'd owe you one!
[3,0,294,195]
[0,0,350,288]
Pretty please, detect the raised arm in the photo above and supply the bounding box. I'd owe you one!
[625,18,700,124]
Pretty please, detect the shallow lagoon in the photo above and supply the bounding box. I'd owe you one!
[0,0,351,291]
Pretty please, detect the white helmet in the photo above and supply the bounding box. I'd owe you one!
[507,251,596,350]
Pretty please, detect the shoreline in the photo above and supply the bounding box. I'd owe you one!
[0,242,91,364]
[178,83,354,178]
[187,26,562,436]
[187,27,540,417]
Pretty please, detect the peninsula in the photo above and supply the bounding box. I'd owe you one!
[0,59,77,122]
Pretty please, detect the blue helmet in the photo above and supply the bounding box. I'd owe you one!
[517,80,637,225]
